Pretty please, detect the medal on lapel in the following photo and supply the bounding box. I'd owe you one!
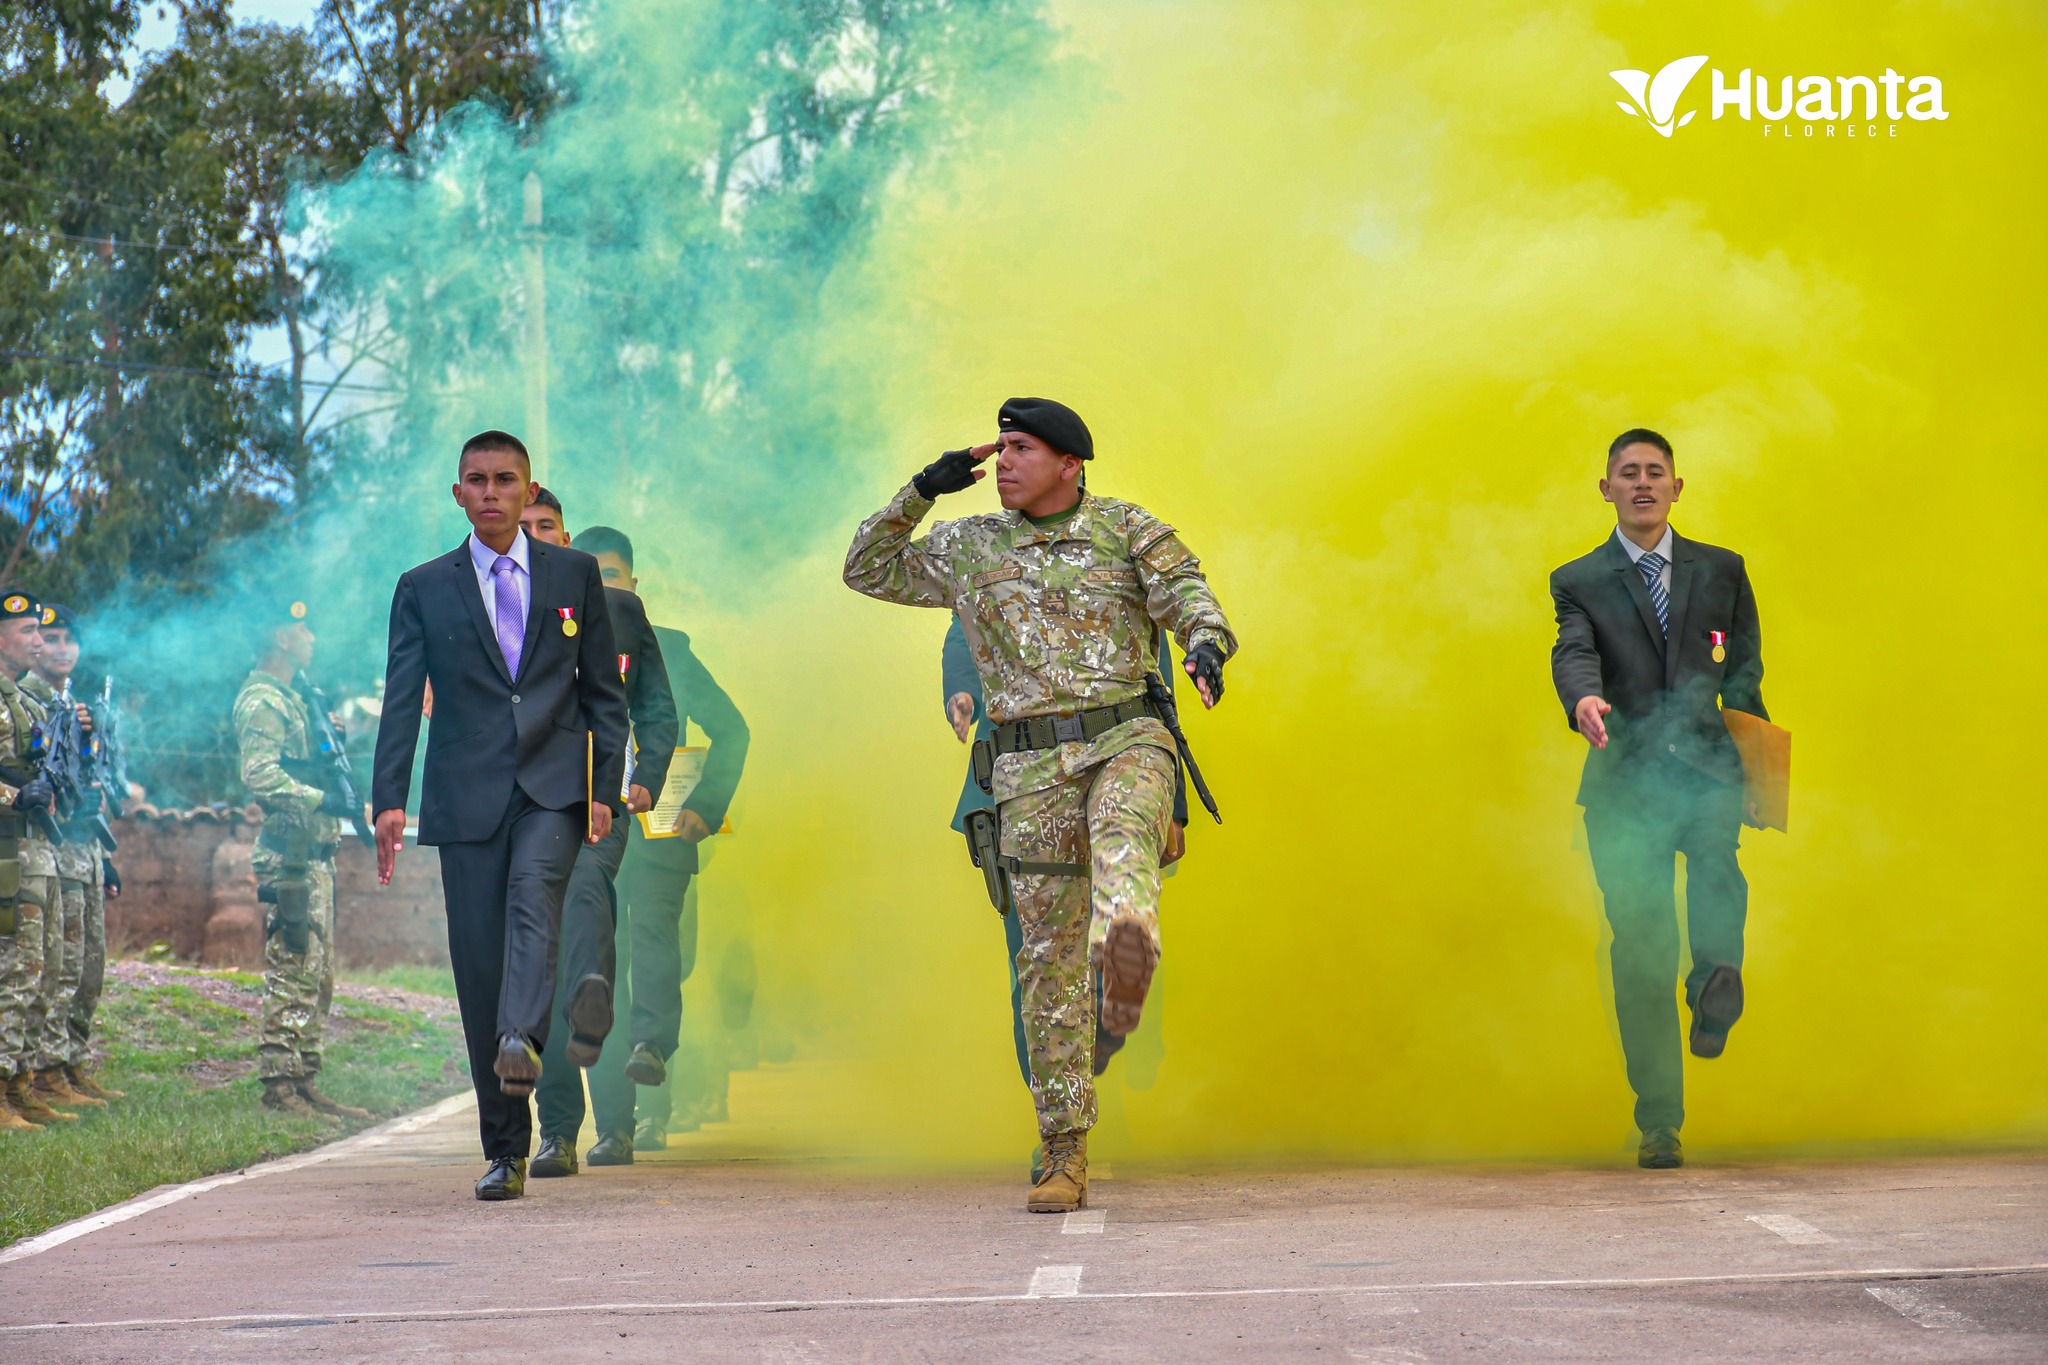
[559,607,578,638]
[1710,630,1726,664]
[618,653,631,678]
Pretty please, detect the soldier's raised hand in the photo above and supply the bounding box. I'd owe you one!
[1184,642,1226,709]
[912,444,995,500]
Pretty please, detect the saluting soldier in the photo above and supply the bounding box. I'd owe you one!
[0,590,69,1130]
[845,398,1236,1213]
[234,600,369,1123]
[21,603,117,1109]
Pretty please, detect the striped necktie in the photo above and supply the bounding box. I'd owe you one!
[1636,551,1669,635]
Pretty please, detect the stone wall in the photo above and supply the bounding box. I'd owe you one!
[104,808,448,971]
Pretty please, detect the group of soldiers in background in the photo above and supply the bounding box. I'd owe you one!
[0,594,127,1131]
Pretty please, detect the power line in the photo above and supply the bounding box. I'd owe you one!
[0,348,398,396]
[7,228,268,258]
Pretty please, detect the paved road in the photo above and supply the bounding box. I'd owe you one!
[3,1070,2043,1362]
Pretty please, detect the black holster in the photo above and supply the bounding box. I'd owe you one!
[963,809,1012,917]
[258,825,314,956]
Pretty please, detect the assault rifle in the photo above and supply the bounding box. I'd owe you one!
[91,676,129,824]
[281,677,373,849]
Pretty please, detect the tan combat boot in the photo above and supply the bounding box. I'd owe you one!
[66,1064,123,1100]
[9,1073,75,1124]
[40,1067,105,1108]
[297,1080,370,1121]
[0,1080,43,1132]
[1027,1130,1088,1213]
[260,1077,332,1122]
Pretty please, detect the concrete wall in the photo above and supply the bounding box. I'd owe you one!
[105,808,448,971]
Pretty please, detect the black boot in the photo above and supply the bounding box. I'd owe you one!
[1638,1127,1684,1170]
[475,1156,527,1201]
[587,1131,635,1166]
[564,975,612,1069]
[494,1033,541,1097]
[624,1042,666,1087]
[530,1135,579,1177]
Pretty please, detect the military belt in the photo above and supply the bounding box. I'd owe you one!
[988,696,1161,758]
[257,826,338,861]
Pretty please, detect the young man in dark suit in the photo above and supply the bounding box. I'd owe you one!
[514,492,680,1177]
[1550,428,1768,1171]
[371,431,630,1201]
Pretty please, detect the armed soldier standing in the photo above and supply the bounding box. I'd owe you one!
[0,590,71,1130]
[234,601,367,1123]
[20,603,119,1109]
[844,398,1236,1212]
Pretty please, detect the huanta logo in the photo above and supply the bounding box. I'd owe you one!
[1610,56,1948,137]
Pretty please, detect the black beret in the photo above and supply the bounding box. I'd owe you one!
[0,589,42,623]
[39,602,77,632]
[998,397,1093,461]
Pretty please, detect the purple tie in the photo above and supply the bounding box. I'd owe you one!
[492,555,524,679]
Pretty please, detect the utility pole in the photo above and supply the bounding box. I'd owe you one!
[521,171,550,486]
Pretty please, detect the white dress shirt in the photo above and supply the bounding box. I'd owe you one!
[1615,524,1674,596]
[468,529,532,632]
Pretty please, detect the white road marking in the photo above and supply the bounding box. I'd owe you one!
[1866,1285,1972,1330]
[1747,1214,1834,1245]
[1027,1265,1084,1297]
[1063,1209,1106,1234]
[4,1263,2042,1333]
[0,1090,476,1268]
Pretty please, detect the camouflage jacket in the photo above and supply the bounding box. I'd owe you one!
[233,670,339,845]
[844,481,1236,801]
[0,670,57,874]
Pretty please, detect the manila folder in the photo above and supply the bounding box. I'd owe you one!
[1722,708,1790,833]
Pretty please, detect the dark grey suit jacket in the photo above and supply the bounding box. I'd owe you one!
[1550,529,1767,806]
[372,536,631,845]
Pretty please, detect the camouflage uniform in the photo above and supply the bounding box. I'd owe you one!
[233,669,340,1082]
[20,673,92,1069]
[0,671,59,1081]
[845,482,1235,1136]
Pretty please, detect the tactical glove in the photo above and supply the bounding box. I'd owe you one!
[317,786,357,819]
[912,448,982,500]
[1184,642,1227,704]
[12,775,53,812]
[103,859,121,896]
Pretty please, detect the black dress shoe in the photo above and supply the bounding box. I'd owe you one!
[564,975,613,1068]
[530,1135,579,1177]
[475,1156,527,1200]
[587,1131,635,1166]
[624,1042,666,1087]
[1638,1127,1684,1170]
[1689,965,1745,1059]
[494,1033,542,1097]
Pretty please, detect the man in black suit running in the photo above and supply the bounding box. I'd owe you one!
[1550,428,1769,1171]
[371,431,630,1201]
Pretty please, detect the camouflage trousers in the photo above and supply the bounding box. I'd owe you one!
[56,842,105,1069]
[1000,741,1176,1138]
[0,874,60,1079]
[253,849,336,1081]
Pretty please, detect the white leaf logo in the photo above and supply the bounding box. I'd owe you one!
[1610,55,1709,137]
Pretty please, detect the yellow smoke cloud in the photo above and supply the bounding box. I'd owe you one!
[627,0,2048,1164]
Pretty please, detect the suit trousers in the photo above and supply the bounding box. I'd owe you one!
[1583,764,1748,1135]
[619,820,697,1061]
[536,819,631,1140]
[438,786,584,1159]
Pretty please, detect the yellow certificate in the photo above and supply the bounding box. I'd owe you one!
[636,747,733,839]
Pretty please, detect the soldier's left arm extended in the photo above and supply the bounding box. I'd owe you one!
[236,696,325,819]
[842,483,958,609]
[1131,518,1238,660]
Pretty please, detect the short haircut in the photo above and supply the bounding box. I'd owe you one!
[577,525,634,567]
[460,429,531,470]
[529,485,563,516]
[1608,428,1674,465]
